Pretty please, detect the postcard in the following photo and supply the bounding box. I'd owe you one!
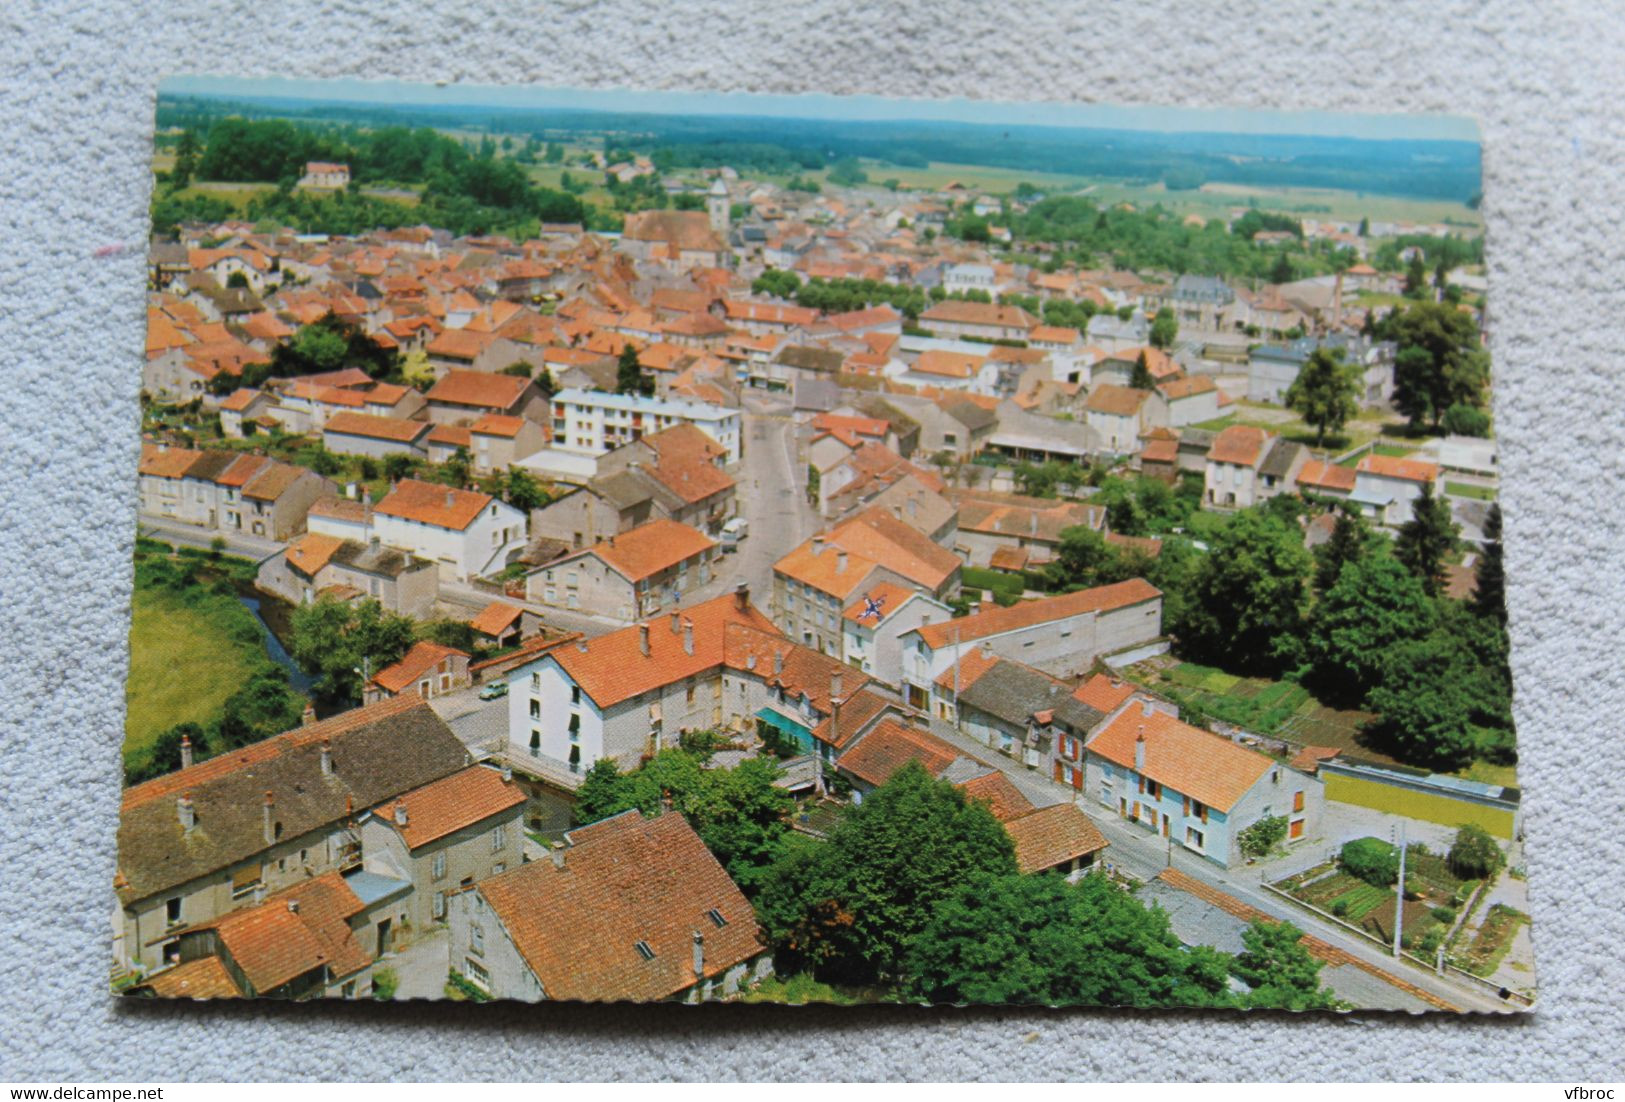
[117,76,1528,1012]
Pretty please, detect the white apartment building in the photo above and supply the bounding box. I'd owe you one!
[549,389,742,464]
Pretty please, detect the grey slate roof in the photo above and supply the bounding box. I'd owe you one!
[959,660,1071,728]
[774,346,845,374]
[329,539,430,580]
[1259,438,1307,480]
[117,696,470,904]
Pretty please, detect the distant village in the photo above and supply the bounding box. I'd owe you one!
[120,143,1528,1012]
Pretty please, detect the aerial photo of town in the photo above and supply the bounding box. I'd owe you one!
[116,77,1530,1012]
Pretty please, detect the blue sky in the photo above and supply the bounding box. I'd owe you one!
[161,75,1480,143]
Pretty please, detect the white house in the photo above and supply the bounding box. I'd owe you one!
[1353,454,1443,526]
[549,388,742,464]
[315,478,527,583]
[839,582,953,682]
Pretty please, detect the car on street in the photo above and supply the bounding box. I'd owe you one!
[478,682,508,701]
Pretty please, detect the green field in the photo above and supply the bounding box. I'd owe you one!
[125,586,263,754]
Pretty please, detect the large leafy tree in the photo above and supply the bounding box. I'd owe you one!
[1233,920,1339,1011]
[1389,302,1489,430]
[216,670,306,751]
[1306,551,1438,707]
[1365,627,1480,768]
[1394,483,1459,597]
[1177,509,1312,675]
[1285,348,1362,446]
[270,312,400,381]
[754,762,1016,986]
[288,596,417,703]
[903,873,1234,1008]
[1149,308,1178,350]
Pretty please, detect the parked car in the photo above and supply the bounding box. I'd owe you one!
[478,682,508,701]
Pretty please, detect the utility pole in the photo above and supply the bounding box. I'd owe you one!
[1392,821,1407,958]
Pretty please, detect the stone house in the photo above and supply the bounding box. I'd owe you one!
[137,443,333,541]
[525,518,717,622]
[256,531,440,620]
[447,810,770,1002]
[363,641,471,705]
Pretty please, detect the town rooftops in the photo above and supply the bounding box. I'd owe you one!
[578,518,716,583]
[323,411,432,444]
[919,300,1037,330]
[834,719,962,788]
[1073,672,1137,715]
[721,623,872,714]
[474,810,763,1002]
[1085,384,1153,417]
[369,640,468,696]
[1002,803,1110,874]
[1208,424,1271,467]
[538,590,779,709]
[911,349,986,379]
[911,577,1161,650]
[374,478,496,531]
[192,870,371,994]
[425,369,531,411]
[1087,704,1275,813]
[118,695,468,904]
[470,601,523,638]
[1356,453,1441,484]
[1295,459,1358,494]
[371,764,524,850]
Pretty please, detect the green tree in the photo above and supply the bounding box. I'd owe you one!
[1393,483,1458,597]
[1237,815,1289,860]
[440,447,472,489]
[1404,252,1428,298]
[289,596,417,703]
[754,762,1016,985]
[216,670,306,751]
[615,342,653,397]
[1471,503,1506,626]
[172,128,201,190]
[1312,507,1374,594]
[1129,351,1155,391]
[1178,509,1312,675]
[1284,348,1361,446]
[1233,920,1338,1011]
[903,873,1233,1008]
[1389,302,1489,430]
[502,465,549,511]
[382,453,417,482]
[1365,627,1480,768]
[1149,307,1178,350]
[1306,550,1438,706]
[1447,824,1504,880]
[1047,525,1133,592]
[1440,402,1491,437]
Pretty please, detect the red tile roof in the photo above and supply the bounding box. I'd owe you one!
[1296,459,1358,493]
[1003,803,1109,873]
[1073,673,1136,714]
[196,871,371,993]
[140,955,241,999]
[580,519,716,583]
[911,349,986,379]
[841,581,919,625]
[834,719,962,787]
[1356,453,1441,484]
[285,532,346,577]
[1086,384,1153,417]
[375,478,495,531]
[476,811,764,1002]
[912,578,1161,650]
[1088,706,1275,812]
[957,770,1036,822]
[425,369,531,411]
[470,601,523,638]
[1208,425,1271,467]
[323,411,430,444]
[547,592,779,709]
[373,765,524,850]
[919,300,1037,330]
[370,640,468,696]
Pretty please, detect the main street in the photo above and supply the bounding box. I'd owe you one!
[138,517,285,562]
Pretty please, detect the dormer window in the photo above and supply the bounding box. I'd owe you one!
[707,909,728,928]
[634,940,655,961]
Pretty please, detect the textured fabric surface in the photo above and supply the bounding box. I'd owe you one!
[2,0,1621,1081]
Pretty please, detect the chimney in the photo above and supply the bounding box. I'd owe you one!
[908,496,918,518]
[576,637,589,653]
[830,672,843,704]
[301,701,316,727]
[891,505,902,519]
[682,618,694,656]
[287,899,300,914]
[773,650,784,676]
[1030,512,1038,536]
[746,653,757,671]
[670,610,682,634]
[262,791,275,844]
[639,622,651,657]
[811,534,826,556]
[501,765,513,783]
[445,490,455,508]
[980,640,993,660]
[836,550,848,574]
[179,734,194,770]
[369,532,380,550]
[320,739,333,776]
[1141,699,1154,717]
[393,801,409,827]
[661,790,674,815]
[692,931,705,978]
[177,794,196,832]
[734,581,749,611]
[1135,727,1146,771]
[550,840,566,869]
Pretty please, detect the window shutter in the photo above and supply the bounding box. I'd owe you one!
[1200,804,1208,824]
[1138,775,1145,794]
[1183,796,1190,815]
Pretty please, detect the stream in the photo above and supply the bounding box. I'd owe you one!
[236,592,317,696]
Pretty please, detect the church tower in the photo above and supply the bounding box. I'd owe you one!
[707,177,730,236]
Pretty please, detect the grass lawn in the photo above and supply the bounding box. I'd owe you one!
[962,566,1027,601]
[1446,480,1497,501]
[1336,442,1418,468]
[124,586,262,758]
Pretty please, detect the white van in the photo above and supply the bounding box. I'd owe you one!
[721,516,749,550]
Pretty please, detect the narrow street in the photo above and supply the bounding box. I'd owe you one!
[138,517,285,562]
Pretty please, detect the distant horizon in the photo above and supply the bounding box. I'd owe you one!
[160,75,1481,145]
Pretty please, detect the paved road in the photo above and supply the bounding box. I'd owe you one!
[921,714,1511,1013]
[138,518,285,562]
